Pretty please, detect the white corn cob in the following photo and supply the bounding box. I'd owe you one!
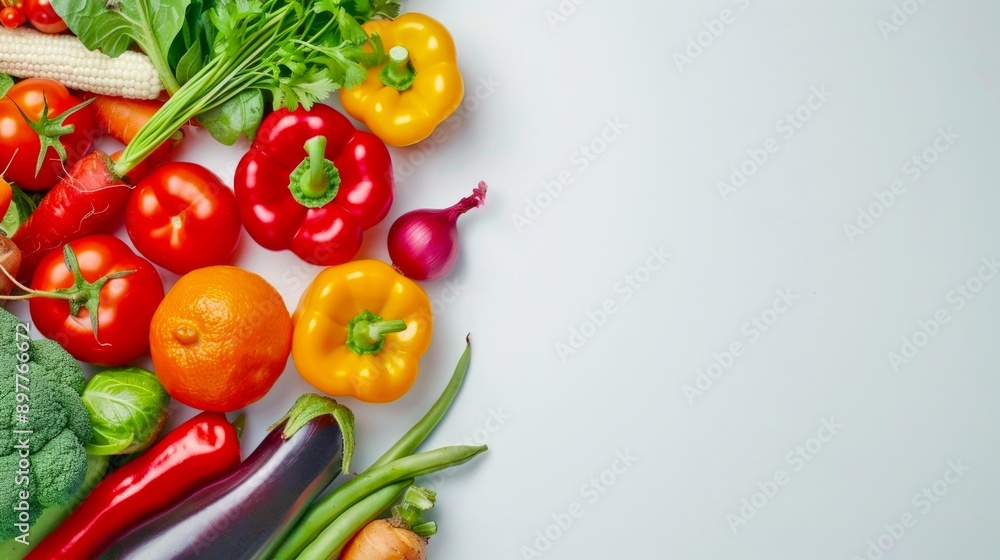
[0,26,163,100]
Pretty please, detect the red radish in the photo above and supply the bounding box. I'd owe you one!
[11,94,181,281]
[387,182,487,281]
[11,151,132,282]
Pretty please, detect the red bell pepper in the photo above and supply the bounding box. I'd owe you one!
[234,105,394,266]
[25,411,242,560]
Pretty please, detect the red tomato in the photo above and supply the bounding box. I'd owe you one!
[125,162,242,274]
[0,79,97,190]
[1,6,26,28]
[22,0,66,33]
[29,235,165,366]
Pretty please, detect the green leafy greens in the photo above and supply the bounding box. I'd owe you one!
[50,0,398,158]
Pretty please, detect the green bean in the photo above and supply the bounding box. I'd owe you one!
[271,445,487,559]
[293,480,413,560]
[371,337,472,468]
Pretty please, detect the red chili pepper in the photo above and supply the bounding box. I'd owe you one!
[25,411,242,560]
[234,105,394,266]
[11,151,132,282]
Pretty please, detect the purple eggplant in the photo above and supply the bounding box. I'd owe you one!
[96,394,355,560]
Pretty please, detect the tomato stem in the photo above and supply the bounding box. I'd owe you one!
[0,245,135,340]
[9,94,95,177]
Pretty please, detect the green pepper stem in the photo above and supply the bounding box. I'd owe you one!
[288,135,341,208]
[379,46,417,91]
[301,136,330,198]
[346,310,408,355]
[366,319,408,341]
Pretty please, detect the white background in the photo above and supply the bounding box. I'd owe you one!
[11,1,1000,559]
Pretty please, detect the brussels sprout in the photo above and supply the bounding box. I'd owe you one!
[82,366,171,455]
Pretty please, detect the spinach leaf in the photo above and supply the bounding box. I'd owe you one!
[198,89,264,145]
[169,0,218,85]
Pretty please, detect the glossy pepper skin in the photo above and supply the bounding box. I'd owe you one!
[25,412,242,560]
[292,260,433,403]
[340,13,464,147]
[234,105,393,266]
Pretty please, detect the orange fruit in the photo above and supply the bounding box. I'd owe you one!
[149,266,292,412]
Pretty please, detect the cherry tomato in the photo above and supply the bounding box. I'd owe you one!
[125,162,242,275]
[0,78,97,190]
[1,6,26,28]
[22,0,66,33]
[29,235,165,366]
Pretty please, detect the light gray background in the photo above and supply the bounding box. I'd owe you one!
[11,1,1000,558]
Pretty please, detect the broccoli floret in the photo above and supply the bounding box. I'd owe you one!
[0,308,91,541]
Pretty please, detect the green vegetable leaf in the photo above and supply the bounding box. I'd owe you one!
[169,0,218,85]
[51,0,190,93]
[175,40,206,85]
[198,89,264,145]
[272,394,356,474]
[0,74,13,97]
[81,367,171,456]
[0,184,41,237]
[357,33,388,69]
[86,431,135,455]
[353,0,399,19]
[48,0,132,57]
[336,7,368,45]
[313,0,341,13]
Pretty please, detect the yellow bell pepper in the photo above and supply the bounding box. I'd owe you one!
[292,260,433,403]
[340,13,464,147]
